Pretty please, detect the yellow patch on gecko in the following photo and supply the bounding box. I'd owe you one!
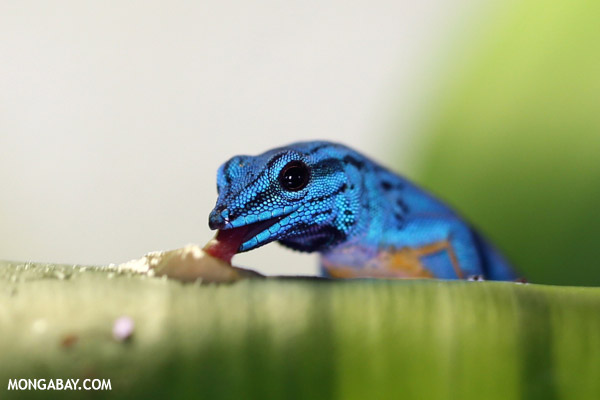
[322,247,435,279]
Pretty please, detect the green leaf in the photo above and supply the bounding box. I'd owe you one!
[2,260,599,399]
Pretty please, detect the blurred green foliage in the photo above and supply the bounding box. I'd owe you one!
[411,0,600,285]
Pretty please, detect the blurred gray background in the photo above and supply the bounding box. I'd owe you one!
[1,0,477,275]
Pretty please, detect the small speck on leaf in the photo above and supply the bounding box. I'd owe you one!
[112,316,134,342]
[61,334,79,348]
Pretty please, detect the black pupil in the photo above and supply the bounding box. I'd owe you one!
[280,161,309,191]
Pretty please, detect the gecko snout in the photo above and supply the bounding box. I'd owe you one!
[208,207,229,230]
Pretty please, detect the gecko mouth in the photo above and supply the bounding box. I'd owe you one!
[209,211,295,259]
[206,206,300,263]
[222,214,287,247]
[205,214,287,264]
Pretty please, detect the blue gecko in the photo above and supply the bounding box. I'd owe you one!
[208,141,519,280]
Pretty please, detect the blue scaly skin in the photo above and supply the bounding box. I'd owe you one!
[208,141,518,280]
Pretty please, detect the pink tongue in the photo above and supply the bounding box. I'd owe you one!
[203,227,248,264]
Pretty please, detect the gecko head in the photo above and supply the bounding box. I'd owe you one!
[208,141,364,254]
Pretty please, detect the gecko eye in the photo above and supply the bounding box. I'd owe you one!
[279,161,310,191]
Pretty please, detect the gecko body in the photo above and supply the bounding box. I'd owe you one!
[208,141,518,280]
